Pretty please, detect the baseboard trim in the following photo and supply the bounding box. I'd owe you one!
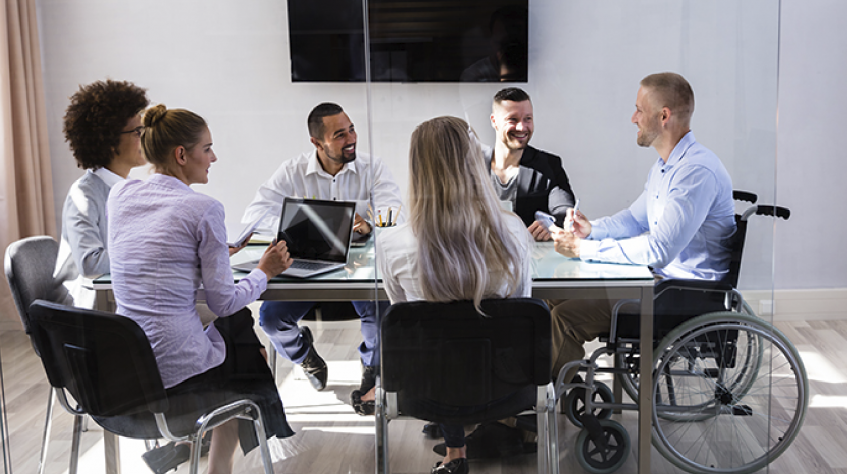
[741,288,847,321]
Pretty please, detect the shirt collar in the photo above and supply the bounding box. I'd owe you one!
[305,149,358,177]
[148,173,192,191]
[91,167,124,188]
[663,131,697,168]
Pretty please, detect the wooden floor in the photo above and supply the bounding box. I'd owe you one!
[1,316,845,474]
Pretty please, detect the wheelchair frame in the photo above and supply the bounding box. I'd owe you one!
[553,195,808,474]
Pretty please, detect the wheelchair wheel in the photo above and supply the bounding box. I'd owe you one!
[564,381,614,428]
[575,419,630,474]
[615,329,762,417]
[651,311,808,474]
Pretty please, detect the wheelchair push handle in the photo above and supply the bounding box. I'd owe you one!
[741,204,790,221]
[732,190,758,204]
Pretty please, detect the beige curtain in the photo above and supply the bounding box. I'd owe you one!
[1,0,55,328]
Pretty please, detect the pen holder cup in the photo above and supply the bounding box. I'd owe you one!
[373,223,396,240]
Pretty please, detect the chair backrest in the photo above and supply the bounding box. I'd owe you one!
[718,190,758,288]
[4,236,74,335]
[720,214,748,289]
[381,298,550,407]
[27,300,168,417]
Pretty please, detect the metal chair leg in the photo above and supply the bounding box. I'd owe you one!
[38,389,55,474]
[375,387,389,474]
[69,414,84,474]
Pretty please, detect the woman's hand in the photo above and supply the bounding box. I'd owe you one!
[228,234,252,256]
[257,240,293,279]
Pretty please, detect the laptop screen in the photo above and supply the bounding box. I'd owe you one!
[278,198,355,262]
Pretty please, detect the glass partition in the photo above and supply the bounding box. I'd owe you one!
[0,0,803,473]
[366,1,789,473]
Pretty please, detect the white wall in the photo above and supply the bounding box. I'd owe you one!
[37,0,812,291]
[774,0,847,290]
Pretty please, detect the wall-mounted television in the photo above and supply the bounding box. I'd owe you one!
[288,0,528,83]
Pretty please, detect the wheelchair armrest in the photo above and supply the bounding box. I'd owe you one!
[654,278,733,296]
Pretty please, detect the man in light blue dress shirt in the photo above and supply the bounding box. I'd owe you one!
[548,72,735,381]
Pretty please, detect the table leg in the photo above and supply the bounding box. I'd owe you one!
[637,287,653,473]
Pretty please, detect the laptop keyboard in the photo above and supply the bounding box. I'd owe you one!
[290,260,336,271]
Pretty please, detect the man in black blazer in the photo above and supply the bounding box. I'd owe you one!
[485,87,576,241]
[430,88,578,460]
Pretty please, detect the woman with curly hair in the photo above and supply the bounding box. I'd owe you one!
[56,79,149,308]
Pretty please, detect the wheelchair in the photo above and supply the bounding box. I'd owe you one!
[555,191,808,474]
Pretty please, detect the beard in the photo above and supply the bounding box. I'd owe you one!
[327,146,356,164]
[502,131,531,150]
[636,117,660,148]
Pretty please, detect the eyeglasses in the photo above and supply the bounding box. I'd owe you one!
[120,126,144,137]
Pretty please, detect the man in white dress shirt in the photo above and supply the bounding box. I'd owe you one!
[242,103,401,412]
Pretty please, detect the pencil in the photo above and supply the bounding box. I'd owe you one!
[387,207,393,227]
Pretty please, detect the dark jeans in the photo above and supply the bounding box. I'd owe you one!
[259,300,388,366]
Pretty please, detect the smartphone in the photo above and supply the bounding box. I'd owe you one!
[534,210,556,230]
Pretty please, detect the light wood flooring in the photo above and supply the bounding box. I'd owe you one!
[1,316,845,474]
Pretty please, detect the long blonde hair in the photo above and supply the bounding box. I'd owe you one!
[408,116,524,311]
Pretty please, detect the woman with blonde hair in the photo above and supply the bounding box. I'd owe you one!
[376,116,533,474]
[107,104,294,474]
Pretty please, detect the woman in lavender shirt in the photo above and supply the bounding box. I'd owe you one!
[107,104,293,474]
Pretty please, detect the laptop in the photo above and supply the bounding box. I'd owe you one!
[232,197,356,278]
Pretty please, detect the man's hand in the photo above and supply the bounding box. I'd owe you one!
[567,208,592,239]
[550,224,581,258]
[528,220,552,241]
[257,240,293,279]
[353,213,372,234]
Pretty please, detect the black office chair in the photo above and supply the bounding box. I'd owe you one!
[27,300,275,474]
[4,236,78,474]
[375,298,558,474]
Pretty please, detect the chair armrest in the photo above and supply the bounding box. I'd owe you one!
[654,278,733,296]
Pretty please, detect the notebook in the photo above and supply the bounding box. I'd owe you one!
[232,197,356,278]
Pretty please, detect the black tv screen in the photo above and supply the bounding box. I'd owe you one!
[288,0,528,83]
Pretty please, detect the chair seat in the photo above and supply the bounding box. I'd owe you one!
[397,384,537,426]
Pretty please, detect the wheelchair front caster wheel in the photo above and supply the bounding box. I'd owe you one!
[575,419,630,474]
[564,381,614,428]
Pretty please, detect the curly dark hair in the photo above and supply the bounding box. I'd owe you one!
[63,80,149,169]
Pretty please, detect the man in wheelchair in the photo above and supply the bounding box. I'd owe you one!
[548,71,736,383]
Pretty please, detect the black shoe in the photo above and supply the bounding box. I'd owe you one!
[351,363,377,415]
[433,421,526,459]
[142,443,185,474]
[422,422,443,439]
[431,458,469,474]
[350,389,375,415]
[299,327,328,391]
[141,435,211,474]
[514,414,537,433]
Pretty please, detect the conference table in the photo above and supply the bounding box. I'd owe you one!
[93,240,655,473]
